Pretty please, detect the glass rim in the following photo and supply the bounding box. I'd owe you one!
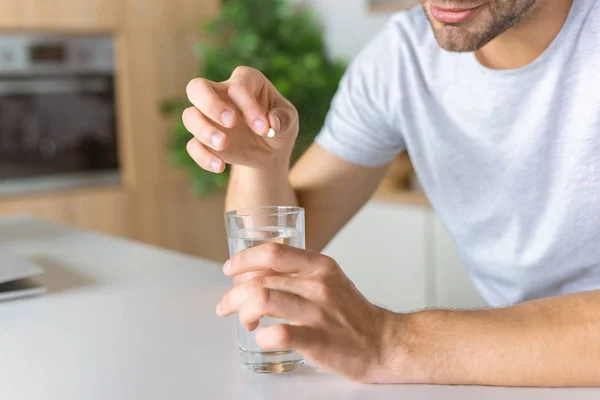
[225,206,304,218]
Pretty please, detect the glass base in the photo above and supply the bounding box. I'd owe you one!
[241,358,305,374]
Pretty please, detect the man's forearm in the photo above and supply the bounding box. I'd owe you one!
[225,162,298,212]
[384,290,600,386]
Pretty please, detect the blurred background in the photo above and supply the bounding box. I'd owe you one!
[0,0,484,310]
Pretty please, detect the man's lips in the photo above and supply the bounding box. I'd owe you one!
[429,4,482,24]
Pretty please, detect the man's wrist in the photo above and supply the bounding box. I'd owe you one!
[227,149,296,209]
[263,149,292,171]
[231,147,290,175]
[370,309,438,384]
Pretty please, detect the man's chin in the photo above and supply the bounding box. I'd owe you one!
[434,28,484,52]
[422,3,493,52]
[424,17,489,52]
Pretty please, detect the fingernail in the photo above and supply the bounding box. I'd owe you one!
[211,132,224,150]
[223,260,231,274]
[210,159,221,172]
[253,119,266,134]
[275,115,282,131]
[221,110,234,127]
[215,302,222,316]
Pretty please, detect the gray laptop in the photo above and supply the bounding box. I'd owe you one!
[0,251,45,301]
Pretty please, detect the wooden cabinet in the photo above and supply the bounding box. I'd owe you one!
[114,0,221,255]
[0,0,225,262]
[0,1,21,28]
[19,0,121,30]
[1,0,121,30]
[0,188,132,238]
[323,203,431,312]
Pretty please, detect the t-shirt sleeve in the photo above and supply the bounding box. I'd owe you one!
[315,23,406,167]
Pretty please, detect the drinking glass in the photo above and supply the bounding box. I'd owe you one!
[225,206,306,373]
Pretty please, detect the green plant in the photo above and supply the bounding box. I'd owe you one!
[162,0,347,196]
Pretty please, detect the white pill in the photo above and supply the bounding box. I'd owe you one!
[267,128,276,138]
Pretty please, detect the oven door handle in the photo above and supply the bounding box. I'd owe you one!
[0,77,110,96]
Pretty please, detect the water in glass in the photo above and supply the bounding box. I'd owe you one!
[228,226,306,373]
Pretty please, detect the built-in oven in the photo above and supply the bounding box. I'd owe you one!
[0,33,120,195]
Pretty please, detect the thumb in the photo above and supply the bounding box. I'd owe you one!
[268,107,297,137]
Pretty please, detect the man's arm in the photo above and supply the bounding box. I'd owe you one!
[217,241,600,386]
[226,143,388,251]
[183,66,389,252]
[385,289,600,386]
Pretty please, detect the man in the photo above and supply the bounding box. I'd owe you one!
[182,0,600,386]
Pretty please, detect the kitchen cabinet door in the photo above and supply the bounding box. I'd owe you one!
[0,1,20,28]
[432,217,486,309]
[322,202,430,312]
[20,0,121,30]
[0,188,132,240]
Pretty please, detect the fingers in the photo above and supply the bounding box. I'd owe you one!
[186,78,237,129]
[267,111,282,133]
[268,107,297,135]
[225,243,338,277]
[182,107,228,151]
[237,290,319,331]
[255,324,315,352]
[186,67,297,141]
[186,139,224,173]
[217,275,319,317]
[227,81,269,135]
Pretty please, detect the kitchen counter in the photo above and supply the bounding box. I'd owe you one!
[372,186,430,207]
[375,153,431,207]
[0,216,596,399]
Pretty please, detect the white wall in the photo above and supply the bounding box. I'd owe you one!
[293,0,392,59]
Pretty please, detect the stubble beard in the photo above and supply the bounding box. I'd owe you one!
[422,0,539,52]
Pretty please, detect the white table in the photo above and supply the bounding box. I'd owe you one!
[0,216,597,399]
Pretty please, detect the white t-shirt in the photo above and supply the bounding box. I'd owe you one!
[316,0,600,306]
